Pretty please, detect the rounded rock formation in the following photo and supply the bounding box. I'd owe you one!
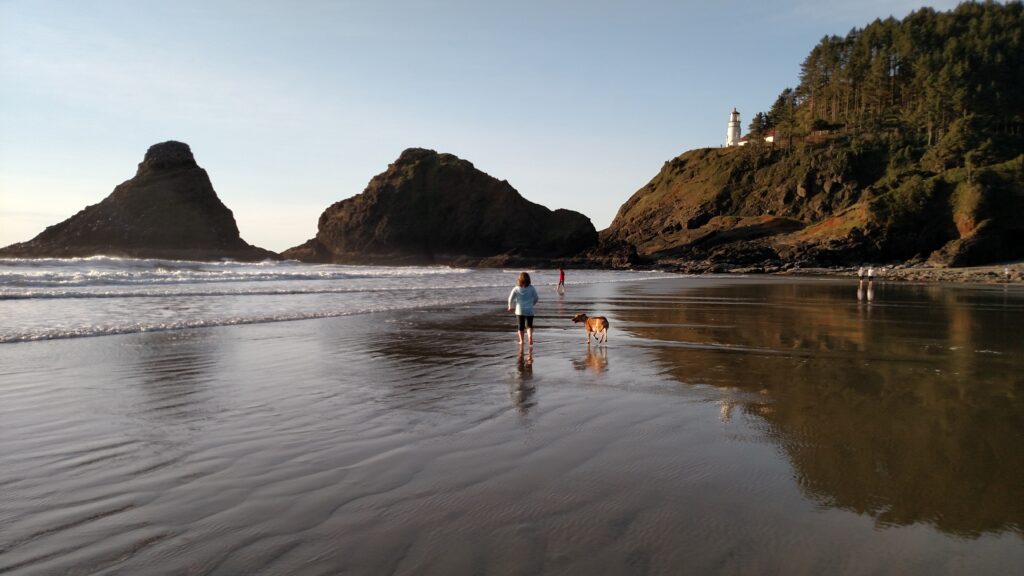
[283,148,597,265]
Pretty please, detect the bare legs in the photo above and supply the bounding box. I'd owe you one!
[517,328,534,349]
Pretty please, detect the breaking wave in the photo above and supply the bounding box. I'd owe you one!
[0,257,665,343]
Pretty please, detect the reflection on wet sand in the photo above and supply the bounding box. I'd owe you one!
[510,349,536,414]
[618,280,1024,537]
[4,278,1022,574]
[856,279,875,302]
[571,343,609,374]
[130,330,219,424]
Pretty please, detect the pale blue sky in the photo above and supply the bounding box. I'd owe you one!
[0,0,962,252]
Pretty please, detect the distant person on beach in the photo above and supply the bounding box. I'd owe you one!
[858,266,865,280]
[867,266,875,281]
[557,268,565,294]
[508,272,539,348]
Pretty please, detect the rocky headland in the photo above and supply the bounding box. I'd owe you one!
[282,148,599,265]
[0,141,276,261]
[600,2,1024,280]
[602,144,1024,276]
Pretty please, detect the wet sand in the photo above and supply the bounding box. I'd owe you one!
[1,276,1023,575]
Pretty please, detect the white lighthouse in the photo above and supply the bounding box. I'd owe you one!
[726,108,741,147]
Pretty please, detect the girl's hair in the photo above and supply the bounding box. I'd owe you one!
[517,272,531,287]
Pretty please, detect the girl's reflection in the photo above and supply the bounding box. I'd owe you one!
[510,350,535,414]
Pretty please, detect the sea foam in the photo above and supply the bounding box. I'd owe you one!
[0,258,664,342]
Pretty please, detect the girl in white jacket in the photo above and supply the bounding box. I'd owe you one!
[507,272,539,348]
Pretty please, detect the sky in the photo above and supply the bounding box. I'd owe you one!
[0,0,964,253]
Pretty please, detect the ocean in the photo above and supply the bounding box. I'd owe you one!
[0,257,663,343]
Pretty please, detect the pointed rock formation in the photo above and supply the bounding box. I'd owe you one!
[283,148,597,264]
[0,141,276,261]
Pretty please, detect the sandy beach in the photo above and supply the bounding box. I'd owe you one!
[2,275,1022,575]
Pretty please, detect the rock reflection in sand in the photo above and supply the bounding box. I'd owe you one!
[131,330,220,424]
[618,278,1024,538]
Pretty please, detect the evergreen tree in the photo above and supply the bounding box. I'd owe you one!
[748,112,769,138]
[765,1,1023,159]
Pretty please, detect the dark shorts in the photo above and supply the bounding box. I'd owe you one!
[516,315,534,331]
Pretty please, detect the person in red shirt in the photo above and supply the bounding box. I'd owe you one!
[557,268,565,294]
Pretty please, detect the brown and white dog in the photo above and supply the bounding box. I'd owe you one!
[571,313,609,344]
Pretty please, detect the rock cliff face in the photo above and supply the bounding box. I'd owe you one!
[0,141,276,261]
[602,144,1024,269]
[283,148,597,264]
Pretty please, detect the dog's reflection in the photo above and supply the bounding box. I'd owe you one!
[510,349,536,413]
[571,343,609,373]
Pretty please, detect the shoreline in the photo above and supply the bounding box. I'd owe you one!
[4,251,1022,287]
[775,261,1023,285]
[653,258,1024,285]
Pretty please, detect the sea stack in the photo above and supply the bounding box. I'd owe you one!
[0,141,276,261]
[283,148,598,265]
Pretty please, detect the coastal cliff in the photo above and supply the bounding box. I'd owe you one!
[603,2,1024,271]
[0,141,276,261]
[602,144,1024,270]
[283,148,598,265]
